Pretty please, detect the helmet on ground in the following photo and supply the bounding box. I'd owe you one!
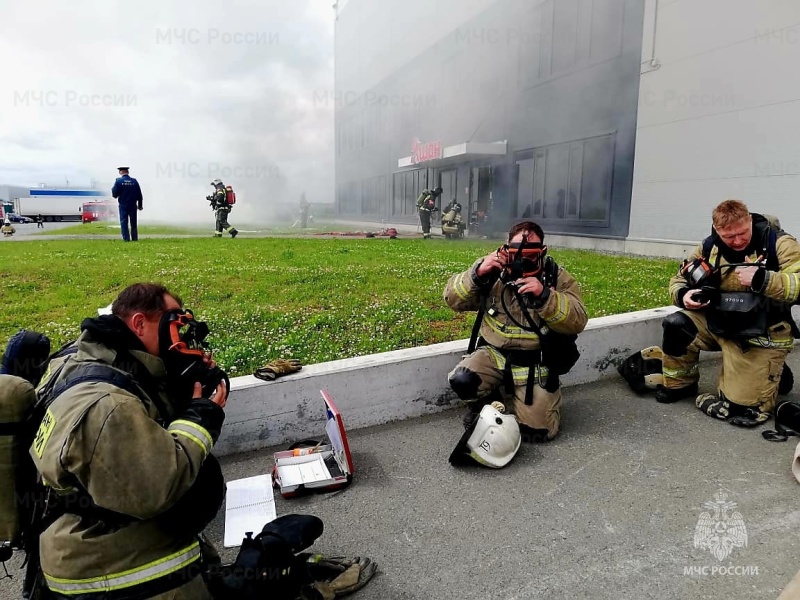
[617,346,664,393]
[449,402,521,468]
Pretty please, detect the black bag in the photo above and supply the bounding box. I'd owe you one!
[762,401,800,442]
[706,292,768,340]
[209,514,324,600]
[541,332,580,377]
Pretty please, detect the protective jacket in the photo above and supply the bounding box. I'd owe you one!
[444,258,587,352]
[30,316,225,599]
[111,175,143,209]
[211,187,229,212]
[1,224,15,237]
[670,213,800,344]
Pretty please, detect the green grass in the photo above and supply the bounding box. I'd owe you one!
[0,237,676,376]
[38,223,207,236]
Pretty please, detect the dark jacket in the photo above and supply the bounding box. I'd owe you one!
[112,175,143,209]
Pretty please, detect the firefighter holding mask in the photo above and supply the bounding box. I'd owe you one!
[444,221,587,443]
[28,283,228,600]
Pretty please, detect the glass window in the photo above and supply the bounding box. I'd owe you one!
[567,144,583,217]
[552,0,579,75]
[591,0,625,63]
[515,158,534,218]
[543,144,570,219]
[580,135,614,221]
[519,5,545,87]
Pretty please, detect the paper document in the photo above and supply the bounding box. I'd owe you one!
[277,453,332,488]
[223,474,277,548]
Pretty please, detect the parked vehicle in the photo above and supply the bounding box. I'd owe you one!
[6,213,33,224]
[82,201,118,223]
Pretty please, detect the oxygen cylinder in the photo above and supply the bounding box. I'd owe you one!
[443,209,457,224]
[0,375,36,544]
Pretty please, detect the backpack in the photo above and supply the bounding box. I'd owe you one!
[0,331,152,598]
[226,186,236,205]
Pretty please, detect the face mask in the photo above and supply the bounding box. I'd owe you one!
[158,309,228,401]
[500,235,548,280]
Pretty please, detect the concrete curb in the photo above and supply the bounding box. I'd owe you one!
[215,305,682,456]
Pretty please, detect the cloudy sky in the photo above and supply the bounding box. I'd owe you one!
[0,0,335,224]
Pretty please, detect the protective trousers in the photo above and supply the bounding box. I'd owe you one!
[448,346,562,439]
[215,209,237,237]
[662,309,792,412]
[419,209,431,237]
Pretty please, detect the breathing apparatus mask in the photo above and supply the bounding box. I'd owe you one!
[498,234,548,283]
[680,255,766,303]
[158,308,229,402]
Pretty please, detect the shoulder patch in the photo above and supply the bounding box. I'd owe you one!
[33,408,57,459]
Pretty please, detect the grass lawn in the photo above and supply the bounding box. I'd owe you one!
[39,220,373,237]
[38,223,207,236]
[1,237,676,376]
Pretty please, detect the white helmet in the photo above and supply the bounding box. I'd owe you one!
[3,218,9,225]
[449,403,521,468]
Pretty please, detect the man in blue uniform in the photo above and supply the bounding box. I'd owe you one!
[112,166,143,242]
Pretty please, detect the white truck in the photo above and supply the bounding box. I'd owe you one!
[15,190,108,222]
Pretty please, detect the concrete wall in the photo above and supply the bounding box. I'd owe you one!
[629,0,800,243]
[215,305,680,456]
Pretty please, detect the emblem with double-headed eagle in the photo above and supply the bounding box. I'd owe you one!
[693,491,748,561]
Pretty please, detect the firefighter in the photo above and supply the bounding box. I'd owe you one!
[416,187,442,239]
[444,220,588,442]
[208,179,238,238]
[29,283,228,599]
[651,200,800,426]
[1,218,15,237]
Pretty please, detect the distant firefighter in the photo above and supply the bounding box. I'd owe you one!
[206,179,239,238]
[1,218,16,237]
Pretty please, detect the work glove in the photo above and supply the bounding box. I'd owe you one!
[254,358,302,381]
[300,556,378,600]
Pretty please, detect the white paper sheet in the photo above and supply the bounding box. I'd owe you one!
[223,474,277,547]
[276,453,332,488]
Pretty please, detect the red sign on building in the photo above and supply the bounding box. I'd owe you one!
[410,137,443,164]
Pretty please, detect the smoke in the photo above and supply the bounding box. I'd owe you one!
[0,0,334,225]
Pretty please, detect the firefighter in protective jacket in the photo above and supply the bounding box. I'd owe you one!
[208,179,238,238]
[651,200,800,425]
[444,221,587,442]
[30,283,228,600]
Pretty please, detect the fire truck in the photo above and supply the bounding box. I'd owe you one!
[81,201,118,223]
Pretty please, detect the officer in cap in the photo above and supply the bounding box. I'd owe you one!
[111,166,143,242]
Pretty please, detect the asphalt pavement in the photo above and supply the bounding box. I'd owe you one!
[3,355,800,599]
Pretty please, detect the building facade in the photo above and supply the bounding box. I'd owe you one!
[335,0,800,255]
[335,0,646,239]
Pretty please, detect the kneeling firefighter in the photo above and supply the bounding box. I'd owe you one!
[619,201,799,427]
[444,220,588,448]
[441,199,465,239]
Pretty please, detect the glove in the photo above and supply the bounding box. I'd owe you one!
[254,358,302,381]
[301,556,378,600]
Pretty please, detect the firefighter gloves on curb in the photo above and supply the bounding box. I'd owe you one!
[254,358,303,381]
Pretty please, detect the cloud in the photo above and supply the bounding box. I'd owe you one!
[0,0,335,224]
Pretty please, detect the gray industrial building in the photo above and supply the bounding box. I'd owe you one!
[334,0,645,238]
[334,0,800,255]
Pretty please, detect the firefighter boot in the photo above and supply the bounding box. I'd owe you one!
[230,228,239,238]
